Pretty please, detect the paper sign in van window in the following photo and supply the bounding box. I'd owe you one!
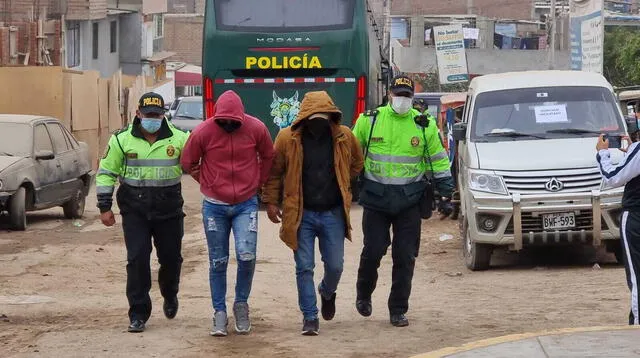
[534,104,568,123]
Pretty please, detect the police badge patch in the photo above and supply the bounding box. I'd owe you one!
[411,136,420,147]
[166,145,175,157]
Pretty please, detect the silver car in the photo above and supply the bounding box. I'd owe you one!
[170,96,203,132]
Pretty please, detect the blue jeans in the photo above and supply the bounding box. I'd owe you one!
[202,196,258,313]
[294,207,346,321]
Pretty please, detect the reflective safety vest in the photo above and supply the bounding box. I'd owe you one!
[352,104,451,186]
[96,120,190,196]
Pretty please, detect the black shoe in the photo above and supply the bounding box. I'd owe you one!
[163,296,179,319]
[356,299,372,317]
[128,320,145,333]
[390,314,409,327]
[320,291,336,321]
[301,319,319,336]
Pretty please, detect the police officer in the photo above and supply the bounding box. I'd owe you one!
[412,97,456,219]
[97,92,190,333]
[597,118,640,326]
[352,75,451,327]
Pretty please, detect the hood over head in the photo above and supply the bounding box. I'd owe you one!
[213,90,245,123]
[291,91,342,130]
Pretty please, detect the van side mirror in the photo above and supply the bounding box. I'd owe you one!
[35,150,55,160]
[453,122,467,141]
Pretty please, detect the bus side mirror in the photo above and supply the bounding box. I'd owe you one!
[453,122,467,141]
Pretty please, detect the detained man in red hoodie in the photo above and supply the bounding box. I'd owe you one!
[181,90,274,337]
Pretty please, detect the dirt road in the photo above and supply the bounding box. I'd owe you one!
[0,179,631,357]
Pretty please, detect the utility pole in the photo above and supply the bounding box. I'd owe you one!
[548,0,556,69]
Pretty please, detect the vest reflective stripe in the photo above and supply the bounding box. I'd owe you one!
[120,177,182,187]
[364,171,424,185]
[429,151,448,162]
[98,168,118,178]
[96,186,114,194]
[125,158,180,167]
[369,152,422,164]
[426,169,452,179]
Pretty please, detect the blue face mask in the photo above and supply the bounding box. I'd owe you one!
[141,118,162,133]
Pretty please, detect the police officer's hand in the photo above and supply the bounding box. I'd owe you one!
[267,204,282,224]
[101,210,116,227]
[596,134,609,151]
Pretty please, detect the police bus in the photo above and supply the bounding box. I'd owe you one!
[203,0,389,139]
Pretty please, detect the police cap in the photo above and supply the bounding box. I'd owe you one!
[390,75,414,96]
[138,92,165,115]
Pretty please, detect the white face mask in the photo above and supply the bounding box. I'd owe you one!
[391,96,413,115]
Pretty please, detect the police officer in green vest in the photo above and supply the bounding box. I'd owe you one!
[352,75,452,327]
[96,92,190,333]
[412,97,456,219]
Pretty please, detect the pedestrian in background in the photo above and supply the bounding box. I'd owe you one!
[97,92,190,333]
[263,91,363,335]
[181,90,274,336]
[597,121,640,325]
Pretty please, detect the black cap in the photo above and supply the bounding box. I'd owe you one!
[138,92,165,115]
[390,75,414,96]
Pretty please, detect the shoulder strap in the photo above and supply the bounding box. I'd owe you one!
[363,110,379,161]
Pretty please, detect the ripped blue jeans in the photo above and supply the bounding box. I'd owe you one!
[202,196,258,313]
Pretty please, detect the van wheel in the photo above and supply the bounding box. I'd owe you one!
[462,216,492,271]
[63,188,86,219]
[9,187,27,231]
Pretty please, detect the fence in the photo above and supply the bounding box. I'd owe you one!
[0,66,149,169]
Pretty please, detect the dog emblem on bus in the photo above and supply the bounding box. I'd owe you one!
[270,91,300,129]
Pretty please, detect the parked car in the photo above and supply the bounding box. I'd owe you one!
[453,71,626,270]
[167,97,183,119]
[0,115,94,230]
[170,96,203,132]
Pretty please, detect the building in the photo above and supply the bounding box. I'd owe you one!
[387,0,571,76]
[0,0,174,85]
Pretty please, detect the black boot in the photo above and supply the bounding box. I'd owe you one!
[163,296,179,319]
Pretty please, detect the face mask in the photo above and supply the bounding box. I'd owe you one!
[141,118,162,133]
[391,96,413,115]
[305,118,330,136]
[217,120,241,133]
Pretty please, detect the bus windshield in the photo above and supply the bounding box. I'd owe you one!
[215,0,356,32]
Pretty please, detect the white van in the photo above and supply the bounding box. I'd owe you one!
[452,71,626,270]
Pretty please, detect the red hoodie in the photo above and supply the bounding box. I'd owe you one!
[180,90,275,204]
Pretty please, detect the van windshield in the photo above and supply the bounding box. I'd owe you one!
[471,86,624,141]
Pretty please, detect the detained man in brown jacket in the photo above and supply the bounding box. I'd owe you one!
[263,91,364,336]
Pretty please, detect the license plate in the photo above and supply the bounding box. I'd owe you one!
[542,212,576,230]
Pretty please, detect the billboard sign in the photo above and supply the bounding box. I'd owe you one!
[570,0,605,73]
[433,24,469,84]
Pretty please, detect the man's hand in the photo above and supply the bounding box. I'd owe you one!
[100,210,116,227]
[267,204,282,224]
[596,134,609,151]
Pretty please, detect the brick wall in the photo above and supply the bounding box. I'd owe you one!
[66,0,107,20]
[391,0,533,20]
[164,15,203,65]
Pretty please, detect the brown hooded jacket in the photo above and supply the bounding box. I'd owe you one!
[262,91,364,250]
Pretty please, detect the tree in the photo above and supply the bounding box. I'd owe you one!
[604,27,640,87]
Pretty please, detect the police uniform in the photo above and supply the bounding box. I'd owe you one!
[96,93,190,331]
[598,119,640,325]
[352,76,450,325]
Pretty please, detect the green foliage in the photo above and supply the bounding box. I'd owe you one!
[604,27,640,87]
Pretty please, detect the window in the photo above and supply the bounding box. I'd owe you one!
[110,21,117,53]
[470,86,623,142]
[92,22,99,59]
[66,22,80,67]
[46,124,70,153]
[215,0,355,32]
[154,14,164,38]
[62,126,79,149]
[34,125,53,153]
